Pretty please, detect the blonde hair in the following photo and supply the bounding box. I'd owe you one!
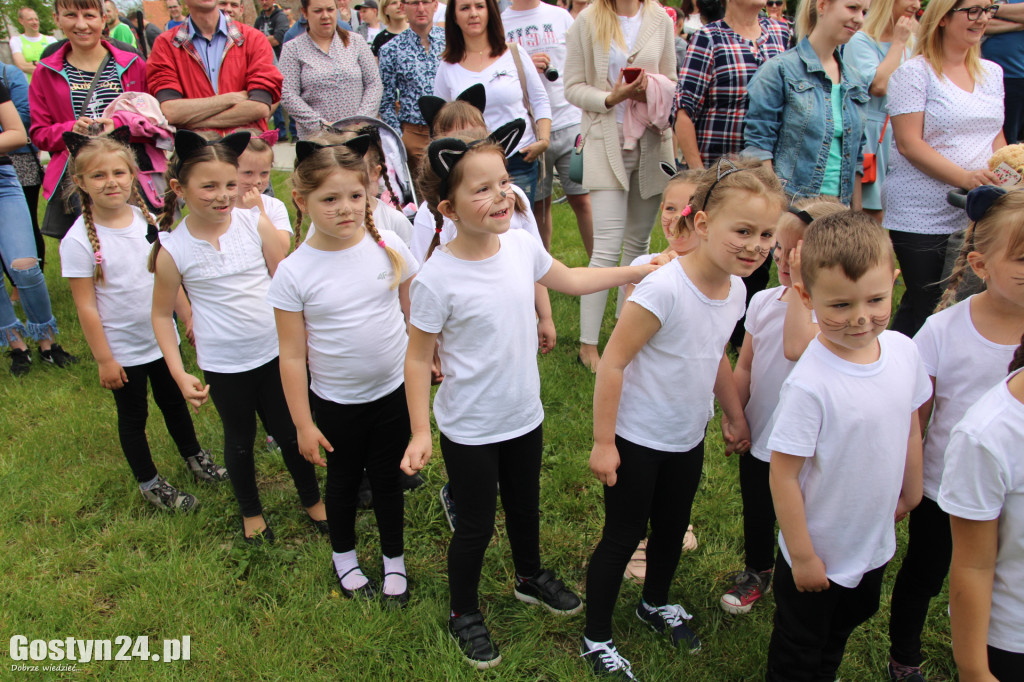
[795,0,821,40]
[662,170,702,240]
[290,135,406,288]
[68,137,155,284]
[589,0,654,51]
[861,0,911,43]
[800,210,896,293]
[937,190,1024,311]
[684,158,787,232]
[914,0,984,80]
[433,101,487,138]
[776,196,847,237]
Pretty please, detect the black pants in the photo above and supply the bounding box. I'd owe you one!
[110,357,201,483]
[889,496,952,667]
[989,645,1024,682]
[766,552,887,682]
[731,257,773,348]
[740,455,777,573]
[889,231,951,338]
[205,357,321,517]
[1003,76,1024,143]
[441,425,543,614]
[584,436,705,642]
[312,386,409,558]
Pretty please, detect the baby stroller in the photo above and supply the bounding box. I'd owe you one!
[327,116,418,221]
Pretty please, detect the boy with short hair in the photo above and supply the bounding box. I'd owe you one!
[765,210,931,682]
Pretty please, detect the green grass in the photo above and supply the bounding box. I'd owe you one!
[0,174,951,680]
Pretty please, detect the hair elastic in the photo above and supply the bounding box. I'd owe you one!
[787,206,814,225]
[93,251,103,265]
[377,238,386,248]
[680,204,692,217]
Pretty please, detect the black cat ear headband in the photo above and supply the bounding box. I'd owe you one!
[173,129,251,173]
[295,134,373,165]
[427,119,525,198]
[419,84,487,135]
[62,126,132,156]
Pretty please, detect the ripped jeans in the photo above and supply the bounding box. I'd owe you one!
[0,165,57,346]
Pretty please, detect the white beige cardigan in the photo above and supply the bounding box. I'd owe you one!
[564,3,677,199]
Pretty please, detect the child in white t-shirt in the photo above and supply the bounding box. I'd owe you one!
[721,198,844,616]
[60,133,224,513]
[887,187,1024,680]
[766,211,932,682]
[941,338,1024,682]
[582,160,785,679]
[269,134,419,605]
[401,121,655,671]
[234,132,294,252]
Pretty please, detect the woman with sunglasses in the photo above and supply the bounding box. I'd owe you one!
[764,0,795,42]
[882,0,1004,340]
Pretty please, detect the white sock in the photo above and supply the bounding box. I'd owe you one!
[332,550,367,590]
[583,636,613,650]
[382,554,407,595]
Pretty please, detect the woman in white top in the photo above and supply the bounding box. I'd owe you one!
[433,0,552,205]
[883,0,1005,337]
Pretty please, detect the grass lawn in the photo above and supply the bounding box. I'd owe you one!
[0,174,954,680]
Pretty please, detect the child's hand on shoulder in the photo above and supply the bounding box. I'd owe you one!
[239,187,266,213]
[792,554,830,593]
[590,441,621,486]
[650,250,679,267]
[538,316,556,354]
[721,412,751,455]
[175,373,210,412]
[401,432,433,475]
[297,424,331,467]
[98,359,128,390]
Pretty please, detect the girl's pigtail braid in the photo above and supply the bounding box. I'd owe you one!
[129,183,157,232]
[292,201,305,251]
[935,222,975,313]
[379,157,400,209]
[363,197,404,289]
[425,209,443,260]
[1009,331,1024,373]
[148,184,179,273]
[79,190,105,284]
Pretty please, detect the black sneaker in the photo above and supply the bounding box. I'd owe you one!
[39,344,79,367]
[8,348,31,377]
[448,610,501,670]
[888,658,927,682]
[186,449,230,482]
[636,600,701,652]
[440,482,457,532]
[580,638,637,680]
[140,476,197,512]
[514,568,583,615]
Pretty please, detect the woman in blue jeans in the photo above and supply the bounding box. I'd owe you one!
[0,82,77,376]
[743,0,871,207]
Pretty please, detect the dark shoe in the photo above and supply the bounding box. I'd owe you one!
[720,568,772,615]
[186,449,230,483]
[333,564,376,599]
[439,482,457,532]
[888,659,927,682]
[401,471,424,491]
[636,600,701,652]
[448,610,501,670]
[39,344,79,367]
[307,515,329,535]
[381,571,410,609]
[8,348,31,377]
[242,518,275,545]
[140,476,197,512]
[580,638,637,679]
[514,568,583,615]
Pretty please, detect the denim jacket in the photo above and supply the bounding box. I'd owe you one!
[743,38,870,205]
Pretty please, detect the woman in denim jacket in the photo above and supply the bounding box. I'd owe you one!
[743,0,872,206]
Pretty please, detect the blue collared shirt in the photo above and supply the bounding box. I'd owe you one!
[188,14,229,93]
[377,26,446,130]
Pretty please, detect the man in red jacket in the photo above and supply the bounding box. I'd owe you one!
[146,0,282,134]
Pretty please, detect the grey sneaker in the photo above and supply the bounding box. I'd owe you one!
[186,449,229,482]
[140,476,197,512]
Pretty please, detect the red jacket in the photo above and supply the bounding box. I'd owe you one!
[146,18,282,134]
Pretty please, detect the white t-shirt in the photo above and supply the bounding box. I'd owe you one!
[617,260,745,452]
[305,199,412,247]
[744,286,797,463]
[366,25,383,43]
[159,207,279,373]
[263,195,293,235]
[433,44,552,154]
[267,229,419,404]
[883,57,1004,235]
[914,296,1017,500]
[608,11,643,124]
[59,207,171,367]
[410,184,541,263]
[434,2,447,23]
[502,4,581,132]
[939,369,1024,654]
[9,33,56,55]
[767,331,932,587]
[409,229,553,445]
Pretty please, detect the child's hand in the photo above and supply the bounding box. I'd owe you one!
[722,413,751,455]
[183,316,196,347]
[789,241,804,289]
[651,250,678,267]
[430,343,445,385]
[538,317,557,354]
[297,424,331,467]
[401,432,433,475]
[176,373,210,412]
[590,442,621,486]
[792,555,830,592]
[239,187,266,212]
[98,359,128,390]
[895,495,916,523]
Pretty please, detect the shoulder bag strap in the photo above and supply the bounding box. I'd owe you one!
[77,53,112,119]
[507,42,538,138]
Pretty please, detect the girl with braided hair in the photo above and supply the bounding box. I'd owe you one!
[887,186,1024,682]
[59,130,225,513]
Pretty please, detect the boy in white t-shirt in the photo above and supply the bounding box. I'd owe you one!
[765,211,931,682]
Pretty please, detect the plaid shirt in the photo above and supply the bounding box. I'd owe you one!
[675,17,790,166]
[377,26,446,130]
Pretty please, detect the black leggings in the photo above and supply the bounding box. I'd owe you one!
[889,231,951,338]
[204,357,321,517]
[110,357,201,483]
[584,436,705,642]
[740,454,777,573]
[312,386,409,558]
[989,645,1024,681]
[441,425,543,614]
[889,496,952,667]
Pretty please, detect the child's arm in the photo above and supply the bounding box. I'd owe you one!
[152,249,209,411]
[275,308,330,467]
[591,301,662,485]
[534,283,556,354]
[402,325,440,474]
[734,332,754,408]
[399,277,413,324]
[715,349,751,455]
[624,251,677,299]
[539,258,657,297]
[240,188,291,254]
[256,211,285,276]
[949,515,1000,682]
[783,244,818,361]
[173,286,195,346]
[770,451,830,592]
[67,278,128,390]
[896,409,925,521]
[917,377,937,436]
